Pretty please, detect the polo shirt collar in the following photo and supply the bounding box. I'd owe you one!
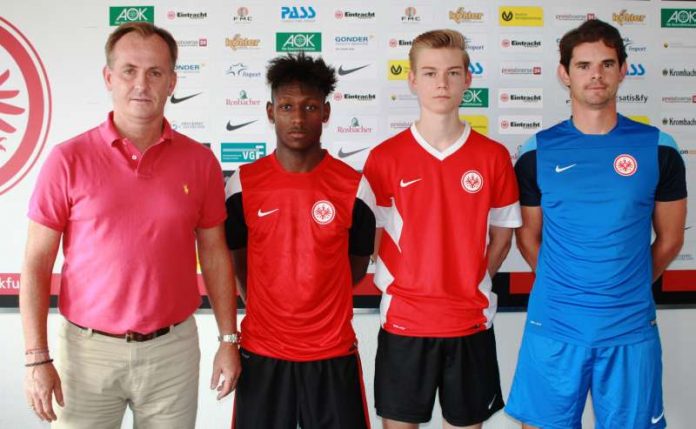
[98,111,174,146]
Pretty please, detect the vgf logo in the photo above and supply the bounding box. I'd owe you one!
[627,63,646,77]
[0,18,51,195]
[110,6,155,26]
[281,6,316,20]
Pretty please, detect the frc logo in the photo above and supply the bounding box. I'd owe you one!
[499,7,544,26]
[0,18,51,196]
[614,154,637,176]
[110,6,154,26]
[461,170,483,193]
[460,88,489,108]
[233,7,253,23]
[312,200,336,225]
[281,6,317,20]
[401,7,421,22]
[388,60,410,80]
[277,33,322,52]
[221,143,266,163]
[662,9,696,28]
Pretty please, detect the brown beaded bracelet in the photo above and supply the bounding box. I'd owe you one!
[25,359,53,367]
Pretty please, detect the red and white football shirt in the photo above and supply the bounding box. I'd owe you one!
[360,123,521,337]
[226,152,366,361]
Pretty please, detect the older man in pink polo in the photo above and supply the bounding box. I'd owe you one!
[20,23,240,428]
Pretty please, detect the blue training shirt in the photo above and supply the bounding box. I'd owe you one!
[515,114,687,347]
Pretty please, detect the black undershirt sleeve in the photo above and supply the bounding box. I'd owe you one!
[349,198,376,256]
[514,150,541,207]
[656,146,687,202]
[225,192,248,249]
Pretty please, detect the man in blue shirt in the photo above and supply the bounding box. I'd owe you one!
[506,19,686,429]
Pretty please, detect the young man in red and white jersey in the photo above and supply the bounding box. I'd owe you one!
[359,30,522,429]
[224,53,376,428]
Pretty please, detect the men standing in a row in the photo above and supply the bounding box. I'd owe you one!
[360,29,521,428]
[21,23,241,428]
[506,19,687,429]
[225,52,375,428]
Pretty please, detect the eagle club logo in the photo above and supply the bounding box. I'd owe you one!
[312,200,336,225]
[461,170,484,193]
[0,18,51,195]
[614,154,637,176]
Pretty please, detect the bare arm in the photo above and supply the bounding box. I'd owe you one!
[487,226,513,277]
[515,206,542,271]
[196,224,241,399]
[652,199,686,282]
[20,221,64,421]
[231,248,247,303]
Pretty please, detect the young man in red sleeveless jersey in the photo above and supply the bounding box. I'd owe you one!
[225,53,375,428]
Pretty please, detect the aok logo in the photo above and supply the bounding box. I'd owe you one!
[460,88,489,108]
[662,9,696,28]
[281,6,316,20]
[110,6,154,26]
[276,33,322,52]
[627,64,646,76]
[0,18,51,196]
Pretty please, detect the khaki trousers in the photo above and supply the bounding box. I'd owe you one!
[53,316,200,429]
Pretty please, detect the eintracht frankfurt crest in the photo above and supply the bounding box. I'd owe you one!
[312,200,336,225]
[461,170,484,193]
[614,154,637,176]
[0,18,51,195]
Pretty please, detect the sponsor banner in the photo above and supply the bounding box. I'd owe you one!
[626,63,647,78]
[662,40,696,51]
[331,115,378,138]
[326,141,372,163]
[387,33,418,51]
[660,91,696,106]
[166,91,207,109]
[460,115,489,136]
[624,36,648,54]
[231,6,255,24]
[468,61,486,79]
[497,88,543,108]
[110,6,154,25]
[498,115,543,134]
[220,142,267,163]
[448,7,487,25]
[332,89,379,108]
[276,32,322,52]
[387,115,415,132]
[552,9,597,26]
[335,62,374,80]
[387,90,418,108]
[661,66,696,79]
[499,6,544,27]
[464,34,487,54]
[499,35,543,53]
[387,60,410,80]
[164,10,208,23]
[331,34,377,53]
[224,62,264,79]
[280,5,317,22]
[612,9,648,26]
[175,62,208,80]
[500,62,543,79]
[662,116,696,129]
[460,88,489,108]
[661,8,696,28]
[176,37,209,51]
[616,91,649,105]
[394,6,431,25]
[225,34,262,51]
[333,8,377,22]
[171,120,207,135]
[225,89,263,108]
[224,117,268,134]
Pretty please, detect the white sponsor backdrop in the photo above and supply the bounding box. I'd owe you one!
[1,1,695,428]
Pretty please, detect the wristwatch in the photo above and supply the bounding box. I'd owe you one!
[218,332,241,344]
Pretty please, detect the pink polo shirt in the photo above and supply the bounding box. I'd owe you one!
[28,113,226,334]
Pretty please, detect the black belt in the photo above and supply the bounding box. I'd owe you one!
[69,321,181,342]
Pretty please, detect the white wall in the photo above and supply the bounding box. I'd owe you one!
[2,309,694,428]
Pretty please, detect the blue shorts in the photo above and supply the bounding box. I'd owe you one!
[505,330,665,429]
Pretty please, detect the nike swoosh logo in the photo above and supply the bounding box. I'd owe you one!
[400,178,422,188]
[257,208,279,217]
[555,163,576,173]
[338,64,370,76]
[226,120,257,131]
[651,410,664,424]
[170,92,202,104]
[338,146,369,158]
[488,394,497,410]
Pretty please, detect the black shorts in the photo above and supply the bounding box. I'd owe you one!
[375,327,504,426]
[233,348,370,429]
